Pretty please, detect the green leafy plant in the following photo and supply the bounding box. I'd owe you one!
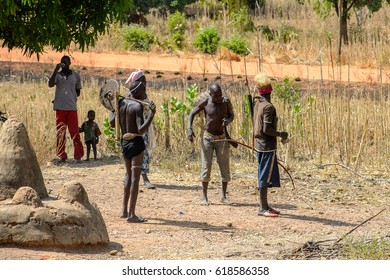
[230,7,255,33]
[256,25,277,41]
[102,117,118,153]
[167,11,187,35]
[277,23,301,44]
[121,24,155,51]
[193,27,221,55]
[167,11,187,49]
[222,35,250,56]
[273,77,302,107]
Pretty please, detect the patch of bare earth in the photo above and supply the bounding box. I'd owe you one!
[0,156,389,260]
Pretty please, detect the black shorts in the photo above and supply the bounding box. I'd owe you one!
[121,136,145,159]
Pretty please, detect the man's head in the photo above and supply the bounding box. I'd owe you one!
[60,55,71,71]
[87,110,95,121]
[129,81,146,100]
[254,72,272,95]
[209,83,223,103]
[125,69,146,86]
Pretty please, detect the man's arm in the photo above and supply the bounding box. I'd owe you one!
[138,102,156,135]
[262,105,288,139]
[187,99,206,142]
[48,63,64,88]
[222,100,234,126]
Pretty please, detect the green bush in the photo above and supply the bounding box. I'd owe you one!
[230,7,255,33]
[167,11,187,35]
[273,77,301,107]
[121,24,155,51]
[193,27,221,55]
[277,23,301,43]
[167,11,187,50]
[257,25,277,41]
[222,35,250,56]
[171,32,185,49]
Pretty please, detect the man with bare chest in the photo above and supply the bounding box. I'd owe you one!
[110,81,156,222]
[187,83,235,206]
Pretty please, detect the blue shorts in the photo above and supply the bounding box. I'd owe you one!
[257,151,280,189]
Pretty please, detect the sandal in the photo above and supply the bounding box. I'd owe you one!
[258,209,279,217]
[269,208,280,215]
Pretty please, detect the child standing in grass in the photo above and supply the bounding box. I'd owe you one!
[80,110,101,161]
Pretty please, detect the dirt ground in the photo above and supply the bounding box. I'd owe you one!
[0,157,389,260]
[0,49,389,260]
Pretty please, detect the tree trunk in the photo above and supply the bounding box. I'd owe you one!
[338,0,349,61]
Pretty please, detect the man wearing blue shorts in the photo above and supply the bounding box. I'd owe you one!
[253,73,289,217]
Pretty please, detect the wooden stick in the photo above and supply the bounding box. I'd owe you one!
[332,208,387,247]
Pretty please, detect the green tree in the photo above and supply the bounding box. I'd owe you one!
[297,0,390,58]
[133,0,197,15]
[0,0,132,57]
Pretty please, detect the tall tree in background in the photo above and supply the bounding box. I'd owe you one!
[297,0,390,59]
[0,0,132,57]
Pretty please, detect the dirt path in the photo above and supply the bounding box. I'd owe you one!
[0,156,388,260]
[1,48,390,83]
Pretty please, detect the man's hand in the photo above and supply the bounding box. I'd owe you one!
[280,131,289,140]
[187,128,195,142]
[149,101,156,115]
[222,118,229,127]
[55,63,65,71]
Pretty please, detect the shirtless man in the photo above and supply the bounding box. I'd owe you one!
[110,81,156,223]
[187,83,235,206]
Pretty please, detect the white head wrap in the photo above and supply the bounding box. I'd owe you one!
[125,69,145,85]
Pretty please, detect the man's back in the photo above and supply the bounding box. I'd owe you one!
[118,99,143,135]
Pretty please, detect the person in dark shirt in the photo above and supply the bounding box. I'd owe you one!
[79,110,101,161]
[253,72,289,217]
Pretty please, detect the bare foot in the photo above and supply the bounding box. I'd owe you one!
[127,216,147,223]
[120,211,128,218]
[220,197,231,204]
[201,198,209,206]
[144,181,156,189]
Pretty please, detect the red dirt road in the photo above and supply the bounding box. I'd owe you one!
[1,48,390,83]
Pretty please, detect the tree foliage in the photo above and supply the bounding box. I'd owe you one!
[0,0,132,57]
[297,0,390,58]
[133,0,197,15]
[298,0,390,18]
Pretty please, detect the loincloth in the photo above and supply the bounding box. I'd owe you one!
[121,136,145,159]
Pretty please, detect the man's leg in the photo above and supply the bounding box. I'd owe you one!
[257,152,279,217]
[201,182,209,206]
[67,110,84,160]
[120,169,131,218]
[215,141,231,204]
[127,151,145,222]
[85,142,91,161]
[92,142,97,160]
[55,110,67,160]
[200,136,214,206]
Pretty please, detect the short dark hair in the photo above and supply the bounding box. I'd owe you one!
[209,83,221,94]
[87,110,95,117]
[61,55,71,64]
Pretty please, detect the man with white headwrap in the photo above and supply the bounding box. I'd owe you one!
[125,69,156,189]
